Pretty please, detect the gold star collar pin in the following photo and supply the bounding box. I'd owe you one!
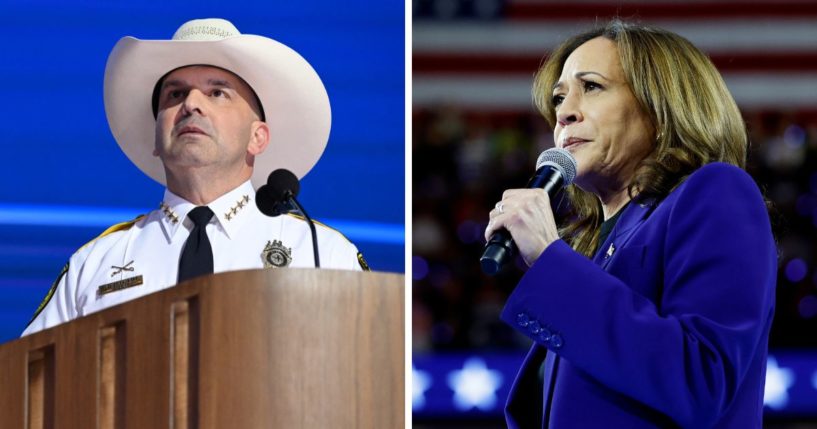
[159,202,180,224]
[225,195,251,221]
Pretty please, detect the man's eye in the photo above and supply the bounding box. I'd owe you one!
[169,90,184,99]
[212,89,225,97]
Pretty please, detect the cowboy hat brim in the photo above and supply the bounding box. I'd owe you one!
[103,34,331,188]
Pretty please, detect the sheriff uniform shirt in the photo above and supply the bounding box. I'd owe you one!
[22,180,367,335]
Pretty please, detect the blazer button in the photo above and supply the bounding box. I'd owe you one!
[516,313,530,327]
[550,333,564,349]
[538,327,552,342]
[528,321,542,334]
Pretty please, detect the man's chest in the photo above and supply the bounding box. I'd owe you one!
[74,219,318,315]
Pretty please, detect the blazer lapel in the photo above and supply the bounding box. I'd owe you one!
[593,201,654,269]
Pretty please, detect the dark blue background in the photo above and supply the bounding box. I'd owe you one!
[0,1,404,342]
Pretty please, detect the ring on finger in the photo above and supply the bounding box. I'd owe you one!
[497,202,504,214]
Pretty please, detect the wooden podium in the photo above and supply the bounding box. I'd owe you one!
[0,269,404,428]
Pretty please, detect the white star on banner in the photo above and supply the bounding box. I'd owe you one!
[764,356,795,410]
[812,369,817,392]
[447,357,503,411]
[413,365,432,410]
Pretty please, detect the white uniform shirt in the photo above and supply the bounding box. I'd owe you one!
[23,181,365,335]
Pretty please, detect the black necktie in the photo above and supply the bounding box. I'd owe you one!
[178,206,214,283]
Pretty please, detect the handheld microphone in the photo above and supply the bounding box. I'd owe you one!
[480,148,577,275]
[256,169,321,268]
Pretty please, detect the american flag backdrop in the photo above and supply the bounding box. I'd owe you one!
[415,1,817,111]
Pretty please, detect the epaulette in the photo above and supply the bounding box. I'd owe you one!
[285,212,343,235]
[78,215,146,251]
[284,213,371,271]
[24,215,146,328]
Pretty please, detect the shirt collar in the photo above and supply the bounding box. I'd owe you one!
[208,181,256,239]
[158,180,257,241]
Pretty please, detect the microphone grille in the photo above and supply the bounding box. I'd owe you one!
[536,148,577,186]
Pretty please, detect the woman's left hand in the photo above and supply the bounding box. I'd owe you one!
[485,188,561,266]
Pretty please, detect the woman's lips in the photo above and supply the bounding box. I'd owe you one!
[563,138,589,149]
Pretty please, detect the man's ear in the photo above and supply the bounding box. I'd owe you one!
[247,121,270,156]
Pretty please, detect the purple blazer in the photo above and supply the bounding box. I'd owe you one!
[501,163,777,428]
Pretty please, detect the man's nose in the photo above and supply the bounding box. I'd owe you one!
[180,89,207,116]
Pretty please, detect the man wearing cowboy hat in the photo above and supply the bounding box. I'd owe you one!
[22,19,368,336]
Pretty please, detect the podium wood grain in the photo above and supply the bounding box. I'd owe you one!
[0,269,404,428]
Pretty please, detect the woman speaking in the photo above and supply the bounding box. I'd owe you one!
[484,21,776,428]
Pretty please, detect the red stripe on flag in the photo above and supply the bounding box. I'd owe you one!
[414,52,817,74]
[506,2,817,21]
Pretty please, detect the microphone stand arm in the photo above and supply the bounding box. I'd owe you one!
[286,191,321,268]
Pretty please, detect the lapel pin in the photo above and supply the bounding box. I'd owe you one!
[605,243,616,259]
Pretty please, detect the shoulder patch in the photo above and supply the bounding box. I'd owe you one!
[78,215,145,251]
[357,252,371,271]
[26,262,69,327]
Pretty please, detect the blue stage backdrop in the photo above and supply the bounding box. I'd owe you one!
[413,351,817,421]
[0,1,404,342]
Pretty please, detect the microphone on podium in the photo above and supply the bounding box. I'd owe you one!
[256,169,321,268]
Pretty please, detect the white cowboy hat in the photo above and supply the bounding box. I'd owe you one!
[103,18,331,187]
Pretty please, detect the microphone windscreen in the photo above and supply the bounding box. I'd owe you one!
[535,148,578,186]
[255,184,279,217]
[266,169,301,201]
